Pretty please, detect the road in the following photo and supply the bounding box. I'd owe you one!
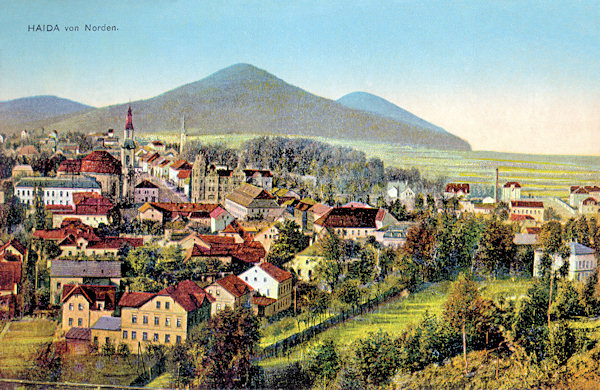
[140,172,189,203]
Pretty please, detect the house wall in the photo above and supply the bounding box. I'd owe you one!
[52,214,108,228]
[120,296,190,350]
[15,186,101,207]
[91,328,121,348]
[134,188,159,204]
[510,206,544,222]
[62,295,90,330]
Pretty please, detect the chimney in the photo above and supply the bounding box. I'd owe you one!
[495,168,499,203]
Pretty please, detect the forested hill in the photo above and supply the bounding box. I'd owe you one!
[2,64,471,151]
[0,95,93,128]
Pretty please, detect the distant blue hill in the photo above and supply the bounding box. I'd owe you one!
[0,95,93,128]
[337,92,449,135]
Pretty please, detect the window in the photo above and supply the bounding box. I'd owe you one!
[143,315,148,324]
[156,301,161,309]
[78,303,83,311]
[176,318,182,328]
[123,330,128,339]
[165,318,170,327]
[142,332,148,341]
[216,304,221,311]
[176,335,182,344]
[77,318,82,326]
[153,333,159,342]
[165,334,170,343]
[264,277,266,282]
[69,303,73,311]
[165,302,170,310]
[68,318,73,326]
[154,316,159,326]
[132,331,137,340]
[105,337,110,345]
[132,314,137,324]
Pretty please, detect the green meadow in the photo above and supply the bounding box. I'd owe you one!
[139,132,600,201]
[259,277,533,368]
[0,319,57,376]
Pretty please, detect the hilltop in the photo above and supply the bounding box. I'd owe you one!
[0,64,470,150]
[0,95,93,128]
[337,91,449,135]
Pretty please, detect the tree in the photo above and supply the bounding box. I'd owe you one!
[378,248,397,279]
[403,221,437,281]
[352,331,399,387]
[166,343,195,388]
[347,245,376,284]
[475,218,515,277]
[265,221,309,267]
[314,231,344,290]
[443,273,483,374]
[306,339,340,386]
[195,307,260,388]
[335,279,362,311]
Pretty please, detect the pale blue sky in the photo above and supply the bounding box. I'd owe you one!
[0,1,598,154]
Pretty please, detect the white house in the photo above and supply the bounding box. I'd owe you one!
[15,177,102,207]
[501,182,522,202]
[239,262,293,314]
[386,181,415,203]
[533,242,597,281]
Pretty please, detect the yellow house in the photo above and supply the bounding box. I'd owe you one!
[118,280,213,350]
[206,275,253,316]
[61,285,116,331]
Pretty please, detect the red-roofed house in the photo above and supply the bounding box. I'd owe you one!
[134,180,159,204]
[313,207,399,240]
[510,200,544,223]
[570,186,600,208]
[119,280,213,349]
[239,262,293,315]
[206,275,253,316]
[502,182,522,202]
[50,192,114,228]
[57,150,122,200]
[139,202,232,232]
[168,160,193,184]
[0,239,27,262]
[61,284,116,331]
[184,239,266,274]
[580,197,599,215]
[444,183,470,199]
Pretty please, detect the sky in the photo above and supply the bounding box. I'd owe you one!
[0,1,599,155]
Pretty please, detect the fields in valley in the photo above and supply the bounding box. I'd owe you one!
[139,131,600,201]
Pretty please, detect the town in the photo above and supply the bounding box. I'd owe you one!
[0,105,597,388]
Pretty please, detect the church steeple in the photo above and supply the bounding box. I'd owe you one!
[179,115,187,155]
[125,106,134,140]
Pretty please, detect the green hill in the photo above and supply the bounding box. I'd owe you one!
[2,64,471,151]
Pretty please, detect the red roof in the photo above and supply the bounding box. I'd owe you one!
[510,214,535,221]
[118,291,155,308]
[34,220,100,242]
[0,261,21,292]
[62,284,117,310]
[65,327,91,341]
[582,197,598,205]
[177,170,191,179]
[158,280,214,312]
[503,182,521,188]
[526,227,541,234]
[86,237,143,250]
[58,151,121,175]
[252,296,277,306]
[511,200,544,208]
[0,239,26,257]
[258,262,292,282]
[243,169,272,178]
[445,183,470,193]
[170,160,193,171]
[216,275,253,298]
[135,180,159,189]
[315,207,381,229]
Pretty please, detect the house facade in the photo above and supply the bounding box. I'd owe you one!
[61,284,116,331]
[15,177,101,207]
[501,182,522,202]
[50,260,121,303]
[533,242,597,281]
[225,183,281,221]
[118,280,213,350]
[134,180,159,204]
[509,200,544,223]
[206,275,253,316]
[239,262,293,315]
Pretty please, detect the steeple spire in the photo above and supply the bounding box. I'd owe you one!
[125,106,134,131]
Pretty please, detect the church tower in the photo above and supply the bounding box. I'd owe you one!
[179,115,187,156]
[121,106,136,203]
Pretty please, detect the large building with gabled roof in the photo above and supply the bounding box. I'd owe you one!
[225,183,280,221]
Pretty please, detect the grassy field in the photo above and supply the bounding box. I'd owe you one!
[140,132,600,201]
[0,319,57,377]
[259,277,533,368]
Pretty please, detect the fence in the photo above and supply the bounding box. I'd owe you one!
[257,285,406,360]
